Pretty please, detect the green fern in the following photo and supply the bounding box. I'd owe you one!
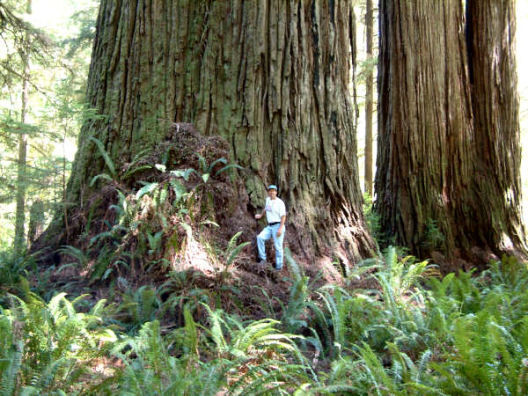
[0,320,23,396]
[57,245,89,271]
[356,342,402,395]
[121,148,152,180]
[89,136,117,185]
[222,231,250,276]
[0,293,115,394]
[117,286,161,333]
[0,250,38,297]
[317,287,352,358]
[281,273,309,334]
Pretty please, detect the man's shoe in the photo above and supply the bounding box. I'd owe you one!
[258,259,267,265]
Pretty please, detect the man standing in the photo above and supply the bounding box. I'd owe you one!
[255,185,287,270]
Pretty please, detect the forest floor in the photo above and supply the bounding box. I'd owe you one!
[41,247,346,322]
[9,125,528,393]
[33,123,354,326]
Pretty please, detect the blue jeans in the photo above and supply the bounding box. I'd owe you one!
[257,224,285,269]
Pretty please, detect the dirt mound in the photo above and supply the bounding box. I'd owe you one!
[33,123,345,322]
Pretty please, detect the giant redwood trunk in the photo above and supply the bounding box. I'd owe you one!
[376,0,475,257]
[60,0,375,262]
[376,0,526,264]
[466,0,526,255]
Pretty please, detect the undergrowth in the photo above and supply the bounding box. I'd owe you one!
[2,246,528,395]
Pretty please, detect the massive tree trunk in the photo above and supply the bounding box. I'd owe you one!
[57,0,374,263]
[376,0,475,258]
[376,0,525,264]
[466,0,526,255]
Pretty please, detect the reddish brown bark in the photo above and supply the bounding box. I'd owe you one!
[467,0,526,255]
[51,0,375,264]
[376,0,526,265]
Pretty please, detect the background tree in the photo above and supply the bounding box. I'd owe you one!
[0,0,96,251]
[466,0,526,256]
[14,0,32,255]
[363,0,374,196]
[53,0,375,263]
[376,0,525,264]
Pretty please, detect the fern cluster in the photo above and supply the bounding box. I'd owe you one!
[307,251,528,395]
[0,293,115,394]
[2,250,528,394]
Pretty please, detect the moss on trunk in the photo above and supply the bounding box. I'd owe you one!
[44,0,375,265]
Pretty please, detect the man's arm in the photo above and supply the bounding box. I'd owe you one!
[255,208,266,220]
[277,214,286,237]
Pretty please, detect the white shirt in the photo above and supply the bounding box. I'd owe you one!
[265,197,286,224]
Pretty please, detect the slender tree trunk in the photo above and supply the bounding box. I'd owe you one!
[466,0,526,254]
[28,199,44,247]
[55,0,375,263]
[364,0,374,196]
[14,0,31,255]
[376,0,526,265]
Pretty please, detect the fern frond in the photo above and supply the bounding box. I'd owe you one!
[89,136,116,178]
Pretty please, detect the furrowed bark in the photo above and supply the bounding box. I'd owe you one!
[376,0,526,265]
[50,0,375,264]
[467,0,527,254]
[376,0,476,259]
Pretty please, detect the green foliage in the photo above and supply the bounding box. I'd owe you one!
[0,0,96,250]
[89,138,153,187]
[96,306,311,395]
[195,154,243,184]
[74,151,246,285]
[1,1,524,391]
[280,249,312,334]
[375,247,435,304]
[116,285,162,333]
[0,250,41,299]
[1,251,528,394]
[78,167,193,283]
[218,231,251,281]
[57,244,89,270]
[224,231,250,268]
[357,56,379,84]
[0,292,115,394]
[363,192,383,249]
[89,136,117,182]
[295,252,528,395]
[422,218,445,250]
